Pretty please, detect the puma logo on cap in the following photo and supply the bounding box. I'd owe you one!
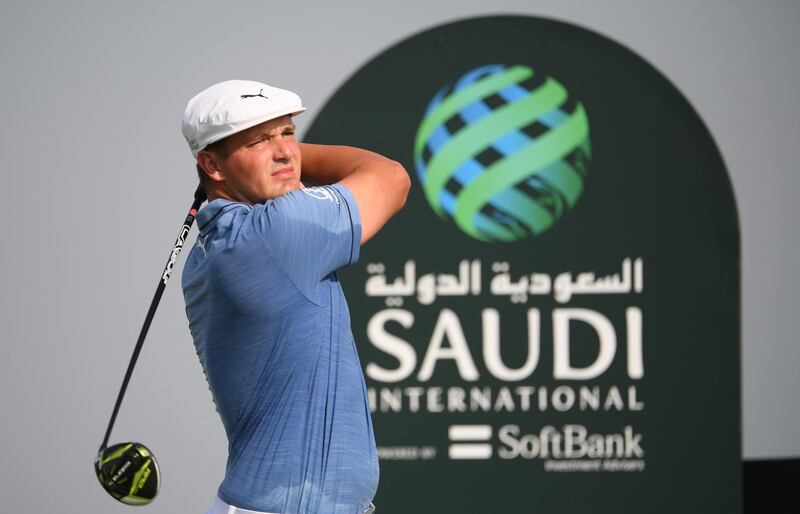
[241,89,269,100]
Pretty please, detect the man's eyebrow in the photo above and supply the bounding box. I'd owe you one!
[247,124,295,140]
[267,123,296,134]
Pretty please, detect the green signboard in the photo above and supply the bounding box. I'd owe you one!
[306,16,741,513]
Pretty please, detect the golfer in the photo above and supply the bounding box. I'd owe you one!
[180,80,410,514]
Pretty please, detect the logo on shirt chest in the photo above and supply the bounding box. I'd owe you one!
[302,187,339,203]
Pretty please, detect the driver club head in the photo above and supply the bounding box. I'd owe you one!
[95,442,160,505]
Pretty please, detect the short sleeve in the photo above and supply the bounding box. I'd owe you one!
[258,184,361,295]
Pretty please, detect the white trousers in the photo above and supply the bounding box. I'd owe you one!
[206,496,376,514]
[206,496,279,514]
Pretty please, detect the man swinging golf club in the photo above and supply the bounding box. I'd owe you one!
[181,79,410,514]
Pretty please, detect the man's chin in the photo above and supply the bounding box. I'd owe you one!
[267,180,304,200]
[284,179,305,193]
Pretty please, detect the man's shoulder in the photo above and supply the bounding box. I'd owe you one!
[263,185,354,228]
[298,185,344,204]
[269,185,347,208]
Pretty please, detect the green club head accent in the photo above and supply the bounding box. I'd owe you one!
[95,442,161,505]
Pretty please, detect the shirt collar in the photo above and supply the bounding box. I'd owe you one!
[197,198,243,235]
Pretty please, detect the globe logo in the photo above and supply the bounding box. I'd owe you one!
[414,64,591,242]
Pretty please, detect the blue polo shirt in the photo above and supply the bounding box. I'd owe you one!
[181,184,378,514]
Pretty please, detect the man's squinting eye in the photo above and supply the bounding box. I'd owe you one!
[248,129,294,146]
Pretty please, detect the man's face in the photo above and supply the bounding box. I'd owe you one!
[209,115,302,204]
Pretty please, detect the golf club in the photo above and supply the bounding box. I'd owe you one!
[95,184,206,505]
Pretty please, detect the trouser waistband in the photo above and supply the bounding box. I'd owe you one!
[207,496,375,514]
[207,496,279,514]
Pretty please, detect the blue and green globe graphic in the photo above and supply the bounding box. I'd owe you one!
[414,64,591,242]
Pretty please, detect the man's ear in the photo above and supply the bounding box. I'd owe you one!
[197,149,225,183]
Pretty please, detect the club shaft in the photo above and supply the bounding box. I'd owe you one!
[100,186,206,451]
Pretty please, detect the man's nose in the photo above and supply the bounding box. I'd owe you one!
[273,137,293,160]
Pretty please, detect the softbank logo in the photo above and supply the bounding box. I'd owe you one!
[446,424,645,463]
[448,425,493,460]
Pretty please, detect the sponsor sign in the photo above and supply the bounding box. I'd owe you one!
[306,16,741,513]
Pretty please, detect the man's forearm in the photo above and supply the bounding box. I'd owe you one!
[300,143,397,185]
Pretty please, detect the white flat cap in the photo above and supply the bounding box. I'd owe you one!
[182,79,306,158]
